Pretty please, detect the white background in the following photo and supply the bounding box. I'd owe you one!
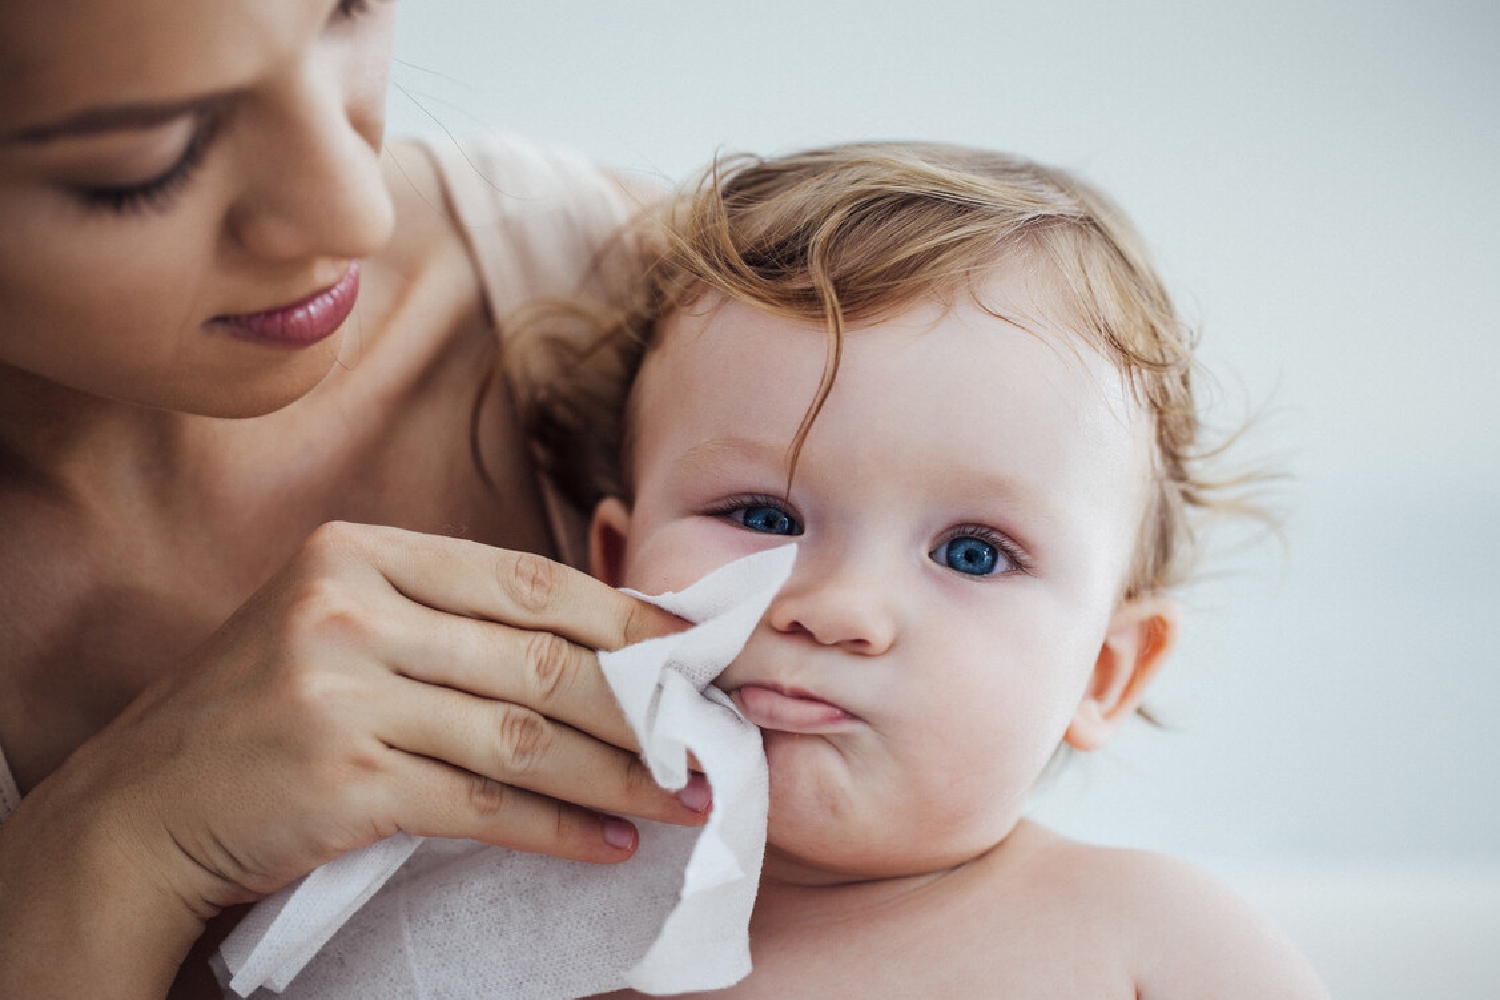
[389,3,1499,994]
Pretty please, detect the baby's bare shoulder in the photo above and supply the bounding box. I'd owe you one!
[998,827,1330,1000]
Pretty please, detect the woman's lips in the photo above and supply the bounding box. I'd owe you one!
[731,684,857,733]
[212,262,360,348]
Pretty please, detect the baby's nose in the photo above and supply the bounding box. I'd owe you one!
[766,562,896,654]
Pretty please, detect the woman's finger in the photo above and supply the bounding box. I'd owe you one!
[376,676,709,826]
[310,521,682,651]
[387,754,643,864]
[383,601,641,752]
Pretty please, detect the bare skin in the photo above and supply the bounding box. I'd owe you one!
[585,289,1329,998]
[0,2,697,996]
[0,147,701,999]
[595,821,1329,999]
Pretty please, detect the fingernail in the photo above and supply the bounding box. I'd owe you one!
[677,772,712,813]
[603,817,637,850]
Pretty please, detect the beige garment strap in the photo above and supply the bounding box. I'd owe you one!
[423,133,642,569]
[0,741,20,823]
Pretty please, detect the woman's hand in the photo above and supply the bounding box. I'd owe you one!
[0,522,699,996]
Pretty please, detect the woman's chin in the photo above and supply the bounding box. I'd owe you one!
[163,334,347,419]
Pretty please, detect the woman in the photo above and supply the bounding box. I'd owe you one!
[0,1,704,995]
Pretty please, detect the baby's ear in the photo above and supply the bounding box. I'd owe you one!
[588,497,633,587]
[1064,594,1180,751]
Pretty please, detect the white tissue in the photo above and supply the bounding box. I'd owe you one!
[218,544,796,999]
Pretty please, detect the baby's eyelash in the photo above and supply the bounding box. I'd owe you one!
[701,494,805,535]
[934,524,1032,575]
[701,493,795,516]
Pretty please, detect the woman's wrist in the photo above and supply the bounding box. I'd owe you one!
[0,763,208,997]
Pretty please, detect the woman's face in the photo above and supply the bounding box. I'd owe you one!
[0,0,397,417]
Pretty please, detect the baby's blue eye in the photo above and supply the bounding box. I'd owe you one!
[730,504,803,536]
[932,536,1001,576]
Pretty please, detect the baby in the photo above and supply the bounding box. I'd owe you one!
[520,142,1328,999]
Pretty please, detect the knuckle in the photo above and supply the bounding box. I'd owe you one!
[279,666,359,729]
[283,576,372,648]
[493,704,551,773]
[302,520,365,564]
[524,631,575,703]
[466,772,512,818]
[497,550,561,614]
[307,754,372,810]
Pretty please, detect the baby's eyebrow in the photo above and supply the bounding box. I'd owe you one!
[675,437,789,476]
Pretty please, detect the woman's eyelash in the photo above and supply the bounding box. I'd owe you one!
[77,118,218,216]
[74,2,381,217]
[335,0,392,20]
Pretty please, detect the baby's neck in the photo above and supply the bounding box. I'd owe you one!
[755,818,1042,917]
[759,811,1038,884]
[745,819,1050,960]
[754,862,957,933]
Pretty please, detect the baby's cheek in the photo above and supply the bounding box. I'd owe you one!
[622,523,729,593]
[625,519,782,593]
[762,736,866,847]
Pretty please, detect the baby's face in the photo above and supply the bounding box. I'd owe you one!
[592,272,1160,883]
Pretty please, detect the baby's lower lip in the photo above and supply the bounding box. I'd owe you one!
[731,684,857,732]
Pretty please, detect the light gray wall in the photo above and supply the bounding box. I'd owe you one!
[389,1,1500,868]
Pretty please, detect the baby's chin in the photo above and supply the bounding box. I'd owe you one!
[761,799,1018,887]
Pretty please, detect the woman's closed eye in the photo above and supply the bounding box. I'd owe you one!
[75,116,221,215]
[333,0,386,20]
[72,0,385,216]
[930,527,1024,577]
[709,495,804,536]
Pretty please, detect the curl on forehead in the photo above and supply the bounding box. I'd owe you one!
[644,146,1184,491]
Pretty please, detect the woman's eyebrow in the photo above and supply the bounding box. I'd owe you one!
[5,93,228,144]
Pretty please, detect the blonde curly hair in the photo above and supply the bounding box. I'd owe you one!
[516,141,1252,598]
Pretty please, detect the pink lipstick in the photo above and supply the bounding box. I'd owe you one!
[213,262,360,347]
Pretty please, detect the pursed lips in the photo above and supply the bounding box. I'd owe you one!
[727,682,860,733]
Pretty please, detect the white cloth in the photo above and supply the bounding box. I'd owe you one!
[218,545,796,999]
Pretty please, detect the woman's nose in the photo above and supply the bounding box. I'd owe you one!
[226,65,394,263]
[766,555,898,655]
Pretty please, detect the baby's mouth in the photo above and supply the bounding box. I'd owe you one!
[730,684,858,733]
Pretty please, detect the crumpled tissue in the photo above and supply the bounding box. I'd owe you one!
[216,544,795,999]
